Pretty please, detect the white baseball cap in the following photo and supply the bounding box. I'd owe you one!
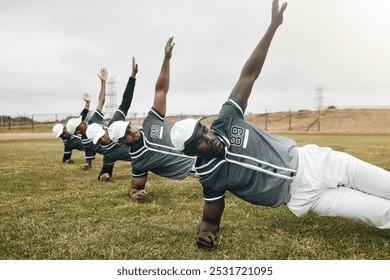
[170,117,205,151]
[52,123,64,138]
[66,116,82,135]
[108,121,129,143]
[86,123,105,144]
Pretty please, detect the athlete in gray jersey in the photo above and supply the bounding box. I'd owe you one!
[66,68,109,177]
[130,107,195,180]
[171,0,390,250]
[66,68,108,140]
[52,93,95,170]
[196,95,298,207]
[85,58,138,181]
[107,37,196,202]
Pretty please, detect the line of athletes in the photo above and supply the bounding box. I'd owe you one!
[52,1,390,250]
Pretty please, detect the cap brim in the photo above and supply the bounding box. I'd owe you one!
[183,117,206,151]
[92,129,105,144]
[53,124,64,138]
[118,122,129,141]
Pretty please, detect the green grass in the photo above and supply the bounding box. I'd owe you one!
[0,134,389,260]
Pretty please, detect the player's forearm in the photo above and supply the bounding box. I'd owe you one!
[63,152,71,162]
[155,58,170,93]
[80,108,89,121]
[240,24,278,80]
[99,80,107,98]
[131,179,146,191]
[245,2,285,72]
[97,80,107,112]
[120,77,136,110]
[84,101,90,111]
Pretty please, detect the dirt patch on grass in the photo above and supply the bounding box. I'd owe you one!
[0,133,53,140]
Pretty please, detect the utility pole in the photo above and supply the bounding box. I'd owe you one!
[304,84,326,132]
[315,85,325,131]
[105,78,117,120]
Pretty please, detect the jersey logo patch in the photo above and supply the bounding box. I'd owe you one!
[150,125,163,139]
[230,126,249,148]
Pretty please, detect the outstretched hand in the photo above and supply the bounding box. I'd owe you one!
[82,92,91,102]
[165,37,175,59]
[271,0,287,27]
[131,57,138,78]
[98,68,108,82]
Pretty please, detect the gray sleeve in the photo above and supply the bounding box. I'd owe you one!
[218,96,245,120]
[203,185,225,205]
[88,110,105,125]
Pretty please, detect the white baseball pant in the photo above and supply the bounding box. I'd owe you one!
[287,144,390,229]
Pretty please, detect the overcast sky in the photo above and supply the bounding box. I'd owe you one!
[1,0,390,119]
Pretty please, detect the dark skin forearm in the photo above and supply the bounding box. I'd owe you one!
[97,68,108,113]
[130,176,148,202]
[197,201,225,249]
[153,37,175,117]
[230,0,287,109]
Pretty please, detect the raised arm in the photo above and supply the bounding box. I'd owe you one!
[80,92,91,121]
[131,57,138,79]
[108,58,139,126]
[153,37,175,116]
[97,68,108,113]
[196,201,225,249]
[83,92,91,110]
[230,0,287,109]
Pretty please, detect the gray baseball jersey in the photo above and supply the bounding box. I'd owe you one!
[99,141,132,179]
[89,105,131,178]
[196,96,299,207]
[100,141,132,161]
[62,135,95,162]
[63,108,94,161]
[130,107,196,179]
[98,106,132,163]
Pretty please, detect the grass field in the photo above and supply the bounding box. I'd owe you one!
[0,133,389,260]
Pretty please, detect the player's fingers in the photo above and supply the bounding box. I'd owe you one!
[196,234,216,249]
[136,196,147,203]
[280,2,287,13]
[137,194,147,201]
[196,237,214,249]
[272,0,279,14]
